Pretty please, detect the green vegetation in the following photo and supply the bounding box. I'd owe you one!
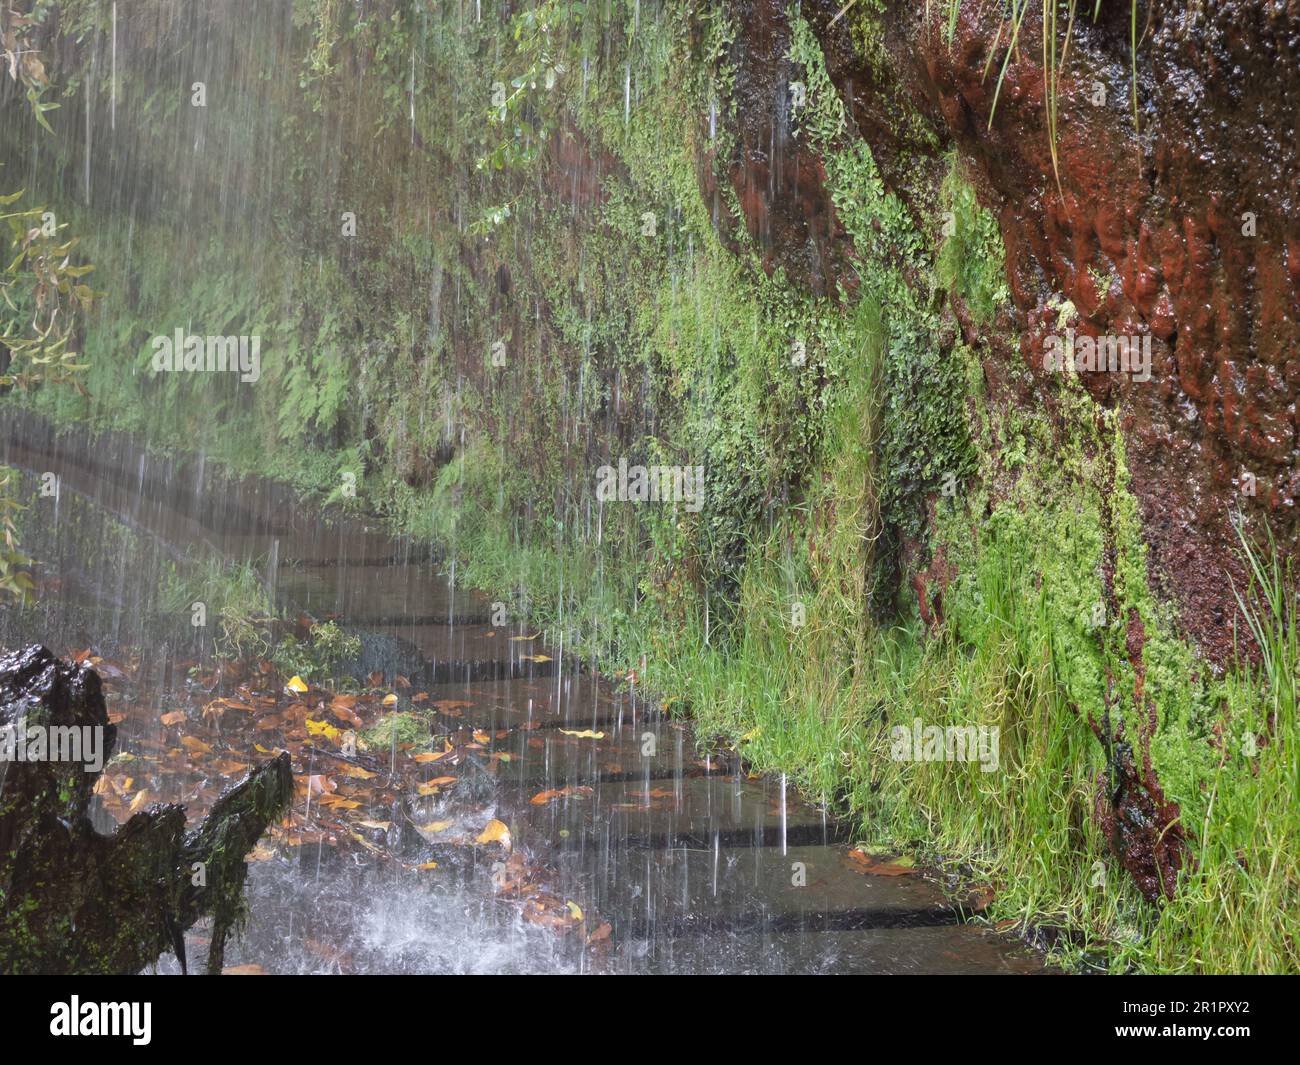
[270,621,362,685]
[362,710,432,753]
[0,5,95,600]
[1,0,1294,973]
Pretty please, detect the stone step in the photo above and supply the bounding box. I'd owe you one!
[238,528,416,568]
[4,441,408,568]
[419,675,646,732]
[486,718,718,787]
[276,563,492,625]
[506,772,847,851]
[366,623,560,682]
[549,843,958,940]
[599,923,1047,975]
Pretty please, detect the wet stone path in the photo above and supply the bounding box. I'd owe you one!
[0,421,1046,974]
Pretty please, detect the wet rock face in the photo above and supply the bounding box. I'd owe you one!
[700,0,854,295]
[915,2,1300,664]
[717,1,1298,664]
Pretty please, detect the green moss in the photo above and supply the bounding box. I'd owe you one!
[936,159,1012,325]
[362,711,431,752]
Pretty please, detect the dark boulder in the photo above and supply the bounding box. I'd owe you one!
[0,645,291,974]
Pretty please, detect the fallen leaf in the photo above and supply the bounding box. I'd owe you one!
[337,763,377,780]
[476,819,512,849]
[529,785,593,805]
[318,797,362,810]
[559,729,605,739]
[306,718,342,742]
[305,774,337,796]
[286,676,309,693]
[160,710,186,727]
[847,849,916,876]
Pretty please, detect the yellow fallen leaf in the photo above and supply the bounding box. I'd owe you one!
[306,718,342,742]
[382,693,399,706]
[416,860,439,870]
[180,736,213,754]
[413,751,450,763]
[509,634,540,641]
[521,654,552,663]
[286,675,309,693]
[476,819,512,849]
[419,819,454,834]
[566,900,583,921]
[559,729,605,739]
[128,789,151,814]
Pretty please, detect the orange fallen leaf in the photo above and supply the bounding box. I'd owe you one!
[306,774,337,796]
[529,785,593,805]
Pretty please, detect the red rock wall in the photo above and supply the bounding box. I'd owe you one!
[712,0,1300,665]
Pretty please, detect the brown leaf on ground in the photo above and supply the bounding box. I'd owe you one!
[529,785,593,805]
